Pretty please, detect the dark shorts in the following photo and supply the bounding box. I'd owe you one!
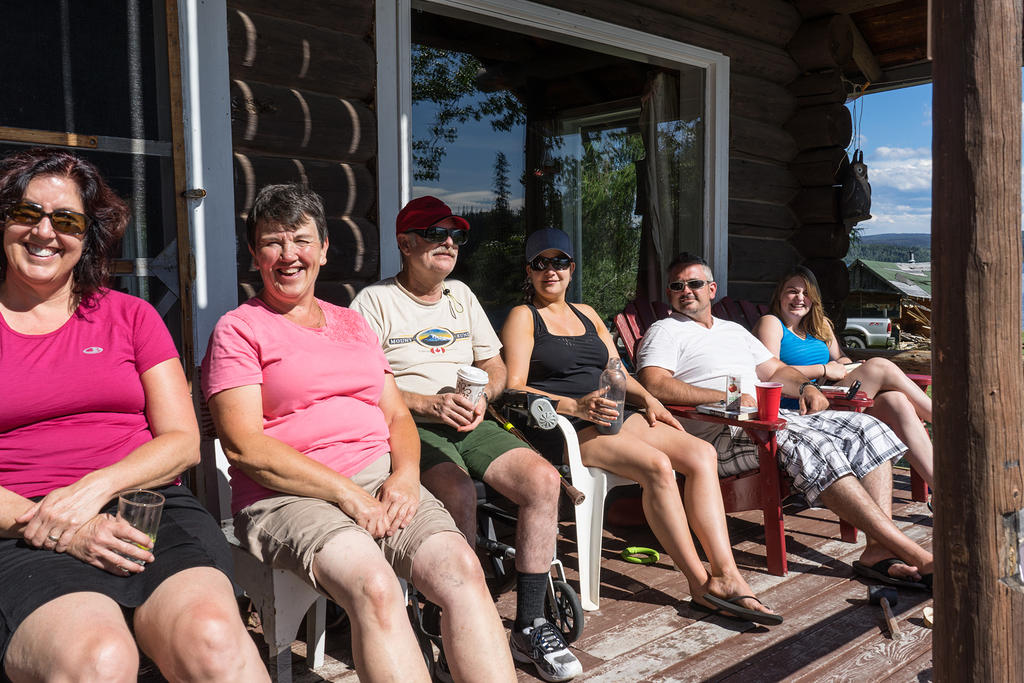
[417,420,528,478]
[0,485,230,673]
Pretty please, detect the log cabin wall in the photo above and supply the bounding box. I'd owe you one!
[785,13,858,324]
[225,0,378,306]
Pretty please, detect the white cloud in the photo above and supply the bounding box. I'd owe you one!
[412,186,524,212]
[874,146,930,160]
[868,146,933,191]
[859,198,932,235]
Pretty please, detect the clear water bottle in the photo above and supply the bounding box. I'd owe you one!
[596,357,627,435]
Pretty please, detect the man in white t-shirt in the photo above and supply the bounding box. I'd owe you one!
[637,252,934,591]
[351,197,581,682]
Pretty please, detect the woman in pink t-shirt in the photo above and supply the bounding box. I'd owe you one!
[0,148,265,682]
[203,184,515,683]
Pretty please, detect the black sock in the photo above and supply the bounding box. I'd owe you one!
[515,572,548,631]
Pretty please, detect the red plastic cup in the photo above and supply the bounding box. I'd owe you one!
[755,382,783,421]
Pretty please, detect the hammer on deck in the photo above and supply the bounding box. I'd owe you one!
[867,586,902,640]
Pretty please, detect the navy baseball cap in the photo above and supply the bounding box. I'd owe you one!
[525,228,574,262]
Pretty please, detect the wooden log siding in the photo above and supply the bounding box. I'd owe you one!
[314,281,360,307]
[534,0,800,83]
[628,0,800,46]
[730,74,796,125]
[322,217,379,280]
[785,103,853,151]
[793,0,904,18]
[730,116,798,163]
[233,216,378,282]
[727,234,801,282]
[232,153,375,218]
[787,14,853,72]
[726,282,777,304]
[803,257,850,303]
[729,158,800,204]
[791,185,841,224]
[728,199,797,234]
[790,222,849,259]
[790,70,847,107]
[226,0,372,36]
[790,147,849,186]
[230,80,376,162]
[226,9,374,99]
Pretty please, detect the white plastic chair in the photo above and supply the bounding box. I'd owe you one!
[554,416,633,611]
[208,440,326,683]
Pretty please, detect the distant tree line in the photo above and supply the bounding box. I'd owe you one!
[843,231,1024,264]
[844,242,931,264]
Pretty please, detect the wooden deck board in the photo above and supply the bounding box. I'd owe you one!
[138,471,934,681]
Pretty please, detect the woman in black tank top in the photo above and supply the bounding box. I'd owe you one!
[500,229,780,625]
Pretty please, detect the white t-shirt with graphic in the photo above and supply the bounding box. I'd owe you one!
[350,277,501,403]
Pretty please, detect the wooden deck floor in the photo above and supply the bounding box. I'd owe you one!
[142,469,934,682]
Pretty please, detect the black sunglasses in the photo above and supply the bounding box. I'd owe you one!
[668,279,709,291]
[408,225,469,246]
[529,255,573,271]
[5,201,89,236]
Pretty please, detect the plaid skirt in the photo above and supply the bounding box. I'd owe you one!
[711,409,906,506]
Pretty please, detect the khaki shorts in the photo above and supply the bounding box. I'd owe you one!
[234,454,462,596]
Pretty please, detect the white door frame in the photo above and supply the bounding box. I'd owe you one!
[177,0,237,362]
[375,0,730,290]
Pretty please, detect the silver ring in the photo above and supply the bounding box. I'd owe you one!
[46,533,60,543]
[120,566,131,576]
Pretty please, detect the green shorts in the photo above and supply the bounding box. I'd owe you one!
[417,420,527,478]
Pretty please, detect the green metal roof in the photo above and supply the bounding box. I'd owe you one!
[853,259,931,299]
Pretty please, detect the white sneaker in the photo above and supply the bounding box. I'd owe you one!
[510,618,583,682]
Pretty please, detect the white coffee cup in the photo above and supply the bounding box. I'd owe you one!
[455,365,489,405]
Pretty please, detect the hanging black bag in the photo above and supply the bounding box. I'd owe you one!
[840,149,872,227]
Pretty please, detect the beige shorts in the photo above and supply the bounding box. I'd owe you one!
[234,453,463,596]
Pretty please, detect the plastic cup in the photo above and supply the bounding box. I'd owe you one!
[116,489,164,565]
[455,365,489,406]
[755,382,783,421]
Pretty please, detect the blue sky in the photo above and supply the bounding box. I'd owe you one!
[854,84,933,236]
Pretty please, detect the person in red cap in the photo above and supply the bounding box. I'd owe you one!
[352,196,582,682]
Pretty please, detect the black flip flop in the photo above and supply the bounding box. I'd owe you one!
[852,558,929,591]
[691,593,784,626]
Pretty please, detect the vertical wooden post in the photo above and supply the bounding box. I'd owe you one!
[932,1,1024,680]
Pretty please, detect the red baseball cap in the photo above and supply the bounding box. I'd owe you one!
[395,196,470,235]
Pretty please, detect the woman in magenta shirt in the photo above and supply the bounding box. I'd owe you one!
[0,148,265,682]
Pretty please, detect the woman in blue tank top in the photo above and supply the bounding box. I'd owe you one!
[501,229,780,626]
[752,267,934,487]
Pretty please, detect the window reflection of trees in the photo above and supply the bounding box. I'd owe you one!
[411,46,525,183]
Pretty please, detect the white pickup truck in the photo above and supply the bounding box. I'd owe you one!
[842,317,895,348]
